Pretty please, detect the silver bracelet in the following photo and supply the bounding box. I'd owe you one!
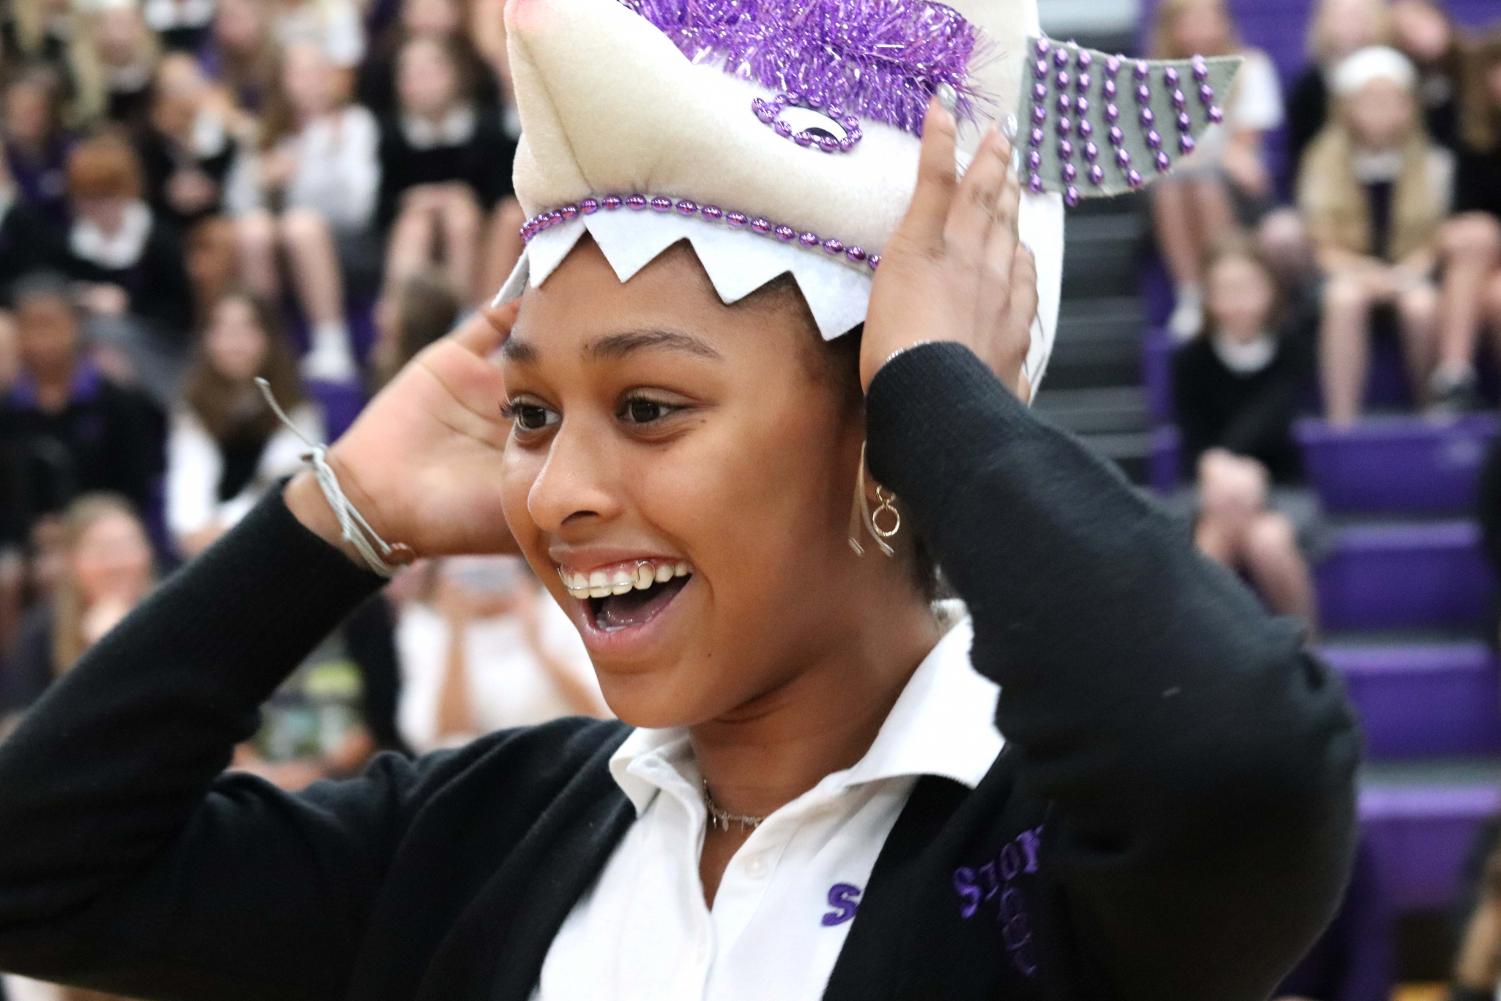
[255,378,414,578]
[881,339,941,372]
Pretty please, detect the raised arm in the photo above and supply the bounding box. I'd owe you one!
[0,308,523,998]
[859,98,1359,1001]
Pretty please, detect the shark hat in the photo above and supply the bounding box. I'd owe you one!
[493,0,1239,393]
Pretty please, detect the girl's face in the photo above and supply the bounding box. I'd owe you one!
[1344,77,1416,148]
[1173,2,1233,58]
[16,295,79,375]
[281,42,335,115]
[396,40,458,116]
[71,511,152,608]
[1206,254,1276,339]
[1485,61,1501,109]
[151,56,207,135]
[72,195,131,233]
[205,297,269,380]
[402,0,461,37]
[1321,0,1385,60]
[1390,0,1450,64]
[499,241,882,728]
[214,0,265,53]
[96,7,148,64]
[3,82,54,145]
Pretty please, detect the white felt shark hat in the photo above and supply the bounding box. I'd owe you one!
[493,0,1239,394]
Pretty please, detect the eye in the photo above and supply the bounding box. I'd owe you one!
[618,395,681,424]
[501,396,559,434]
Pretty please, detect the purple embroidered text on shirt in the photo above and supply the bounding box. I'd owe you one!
[951,825,1043,977]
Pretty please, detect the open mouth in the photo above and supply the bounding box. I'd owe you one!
[587,574,690,632]
[558,560,694,634]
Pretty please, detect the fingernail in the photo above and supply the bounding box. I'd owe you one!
[1001,113,1018,141]
[935,82,957,113]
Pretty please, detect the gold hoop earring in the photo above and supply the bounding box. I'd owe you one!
[871,486,901,540]
[849,441,897,558]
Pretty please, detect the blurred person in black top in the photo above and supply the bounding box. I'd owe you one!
[135,53,233,231]
[1430,31,1501,412]
[377,35,514,306]
[0,143,63,308]
[0,494,155,738]
[1173,239,1319,629]
[59,133,194,406]
[141,0,216,54]
[1,67,74,224]
[1389,0,1464,151]
[356,0,499,120]
[67,0,161,131]
[194,0,278,120]
[1286,0,1392,172]
[0,273,162,552]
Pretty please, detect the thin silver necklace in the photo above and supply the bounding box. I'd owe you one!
[702,778,765,832]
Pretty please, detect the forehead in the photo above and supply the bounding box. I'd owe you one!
[509,239,816,364]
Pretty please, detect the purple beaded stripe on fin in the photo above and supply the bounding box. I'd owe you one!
[522,195,880,271]
[617,0,990,135]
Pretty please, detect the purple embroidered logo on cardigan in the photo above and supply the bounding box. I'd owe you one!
[821,882,862,926]
[952,825,1043,977]
[617,0,990,135]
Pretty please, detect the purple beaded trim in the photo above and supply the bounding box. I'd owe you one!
[1026,39,1223,198]
[752,92,863,154]
[521,195,880,271]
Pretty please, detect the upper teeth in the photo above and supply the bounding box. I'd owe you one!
[557,560,692,599]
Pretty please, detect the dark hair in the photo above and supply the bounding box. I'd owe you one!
[397,34,477,104]
[1196,235,1290,341]
[182,289,305,443]
[750,271,944,603]
[10,270,77,312]
[396,270,460,368]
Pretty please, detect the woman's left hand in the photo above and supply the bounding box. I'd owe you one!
[860,96,1039,400]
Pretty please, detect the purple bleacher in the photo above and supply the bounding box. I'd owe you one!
[1148,424,1182,494]
[1361,782,1501,912]
[1143,327,1175,423]
[1316,520,1495,630]
[1325,642,1501,760]
[308,379,367,439]
[1297,414,1498,515]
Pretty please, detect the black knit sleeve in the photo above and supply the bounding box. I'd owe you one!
[0,487,430,1000]
[865,343,1359,1001]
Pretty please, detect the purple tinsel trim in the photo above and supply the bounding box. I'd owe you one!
[521,195,880,272]
[616,0,989,135]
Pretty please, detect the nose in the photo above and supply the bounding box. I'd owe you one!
[526,418,624,535]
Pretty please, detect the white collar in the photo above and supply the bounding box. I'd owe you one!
[1351,148,1406,183]
[70,200,153,269]
[400,106,478,149]
[608,609,1003,818]
[1210,331,1277,374]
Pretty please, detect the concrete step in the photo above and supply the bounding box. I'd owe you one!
[1033,385,1151,436]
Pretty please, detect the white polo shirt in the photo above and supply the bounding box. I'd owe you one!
[532,613,1003,1000]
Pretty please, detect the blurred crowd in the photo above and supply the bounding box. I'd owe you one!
[6,0,1501,995]
[0,4,606,996]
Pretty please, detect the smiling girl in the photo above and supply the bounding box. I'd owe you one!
[0,1,1356,999]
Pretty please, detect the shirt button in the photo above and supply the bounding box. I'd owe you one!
[745,855,767,877]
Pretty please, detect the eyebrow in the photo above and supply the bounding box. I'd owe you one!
[501,327,723,364]
[586,328,723,362]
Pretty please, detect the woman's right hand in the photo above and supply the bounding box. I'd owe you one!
[285,304,520,562]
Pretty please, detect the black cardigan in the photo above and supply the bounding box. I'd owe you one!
[0,343,1359,1000]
